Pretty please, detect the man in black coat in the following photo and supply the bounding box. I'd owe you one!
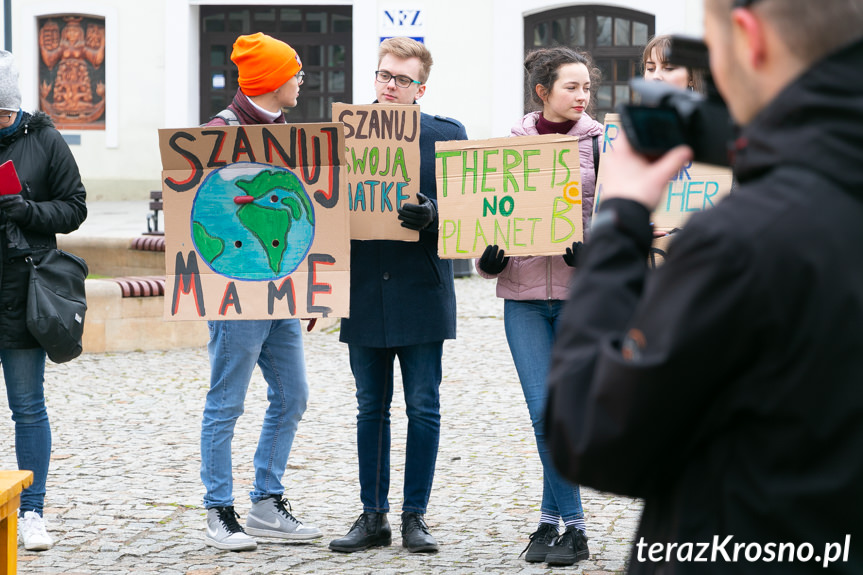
[330,37,467,554]
[546,0,863,573]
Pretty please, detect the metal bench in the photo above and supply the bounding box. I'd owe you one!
[145,190,163,236]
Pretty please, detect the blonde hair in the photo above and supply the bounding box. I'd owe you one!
[378,37,433,83]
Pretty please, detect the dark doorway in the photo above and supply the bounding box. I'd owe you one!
[199,5,352,124]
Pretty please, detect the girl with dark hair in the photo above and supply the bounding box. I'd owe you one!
[476,45,602,567]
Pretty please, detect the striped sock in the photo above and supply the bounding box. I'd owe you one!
[539,513,560,530]
[564,517,587,533]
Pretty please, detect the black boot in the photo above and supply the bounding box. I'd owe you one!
[329,512,391,553]
[400,511,438,553]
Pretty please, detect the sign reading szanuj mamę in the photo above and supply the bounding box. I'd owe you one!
[434,134,583,259]
[158,123,350,321]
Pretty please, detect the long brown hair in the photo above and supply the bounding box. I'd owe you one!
[524,46,600,113]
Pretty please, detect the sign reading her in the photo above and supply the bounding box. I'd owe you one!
[434,134,582,258]
[332,102,421,241]
[594,113,733,229]
[158,123,349,321]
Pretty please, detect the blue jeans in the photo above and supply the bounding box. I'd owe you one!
[504,300,584,523]
[201,319,308,508]
[1,348,49,515]
[349,342,443,514]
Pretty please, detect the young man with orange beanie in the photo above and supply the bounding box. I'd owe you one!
[198,32,320,552]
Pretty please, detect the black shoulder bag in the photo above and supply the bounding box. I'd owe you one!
[25,248,88,363]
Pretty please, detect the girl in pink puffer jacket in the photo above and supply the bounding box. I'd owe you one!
[475,46,603,568]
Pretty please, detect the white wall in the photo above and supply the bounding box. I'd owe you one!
[7,0,706,200]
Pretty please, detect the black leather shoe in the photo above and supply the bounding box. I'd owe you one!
[329,512,391,553]
[400,512,438,553]
[545,526,590,566]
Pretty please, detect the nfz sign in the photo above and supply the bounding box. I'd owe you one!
[380,8,425,41]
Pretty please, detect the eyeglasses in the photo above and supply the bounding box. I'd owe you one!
[0,113,13,122]
[375,71,421,88]
[295,70,305,86]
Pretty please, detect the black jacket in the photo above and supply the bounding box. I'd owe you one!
[340,112,467,348]
[546,37,863,573]
[0,111,87,349]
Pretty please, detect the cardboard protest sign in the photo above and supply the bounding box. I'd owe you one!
[594,113,733,230]
[332,103,421,241]
[158,123,349,321]
[434,134,583,259]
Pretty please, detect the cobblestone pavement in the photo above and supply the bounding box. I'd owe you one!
[3,272,643,574]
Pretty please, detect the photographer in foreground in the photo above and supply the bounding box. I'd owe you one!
[546,1,863,573]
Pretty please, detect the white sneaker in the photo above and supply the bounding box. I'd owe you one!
[19,510,54,551]
[204,506,257,551]
[245,495,322,540]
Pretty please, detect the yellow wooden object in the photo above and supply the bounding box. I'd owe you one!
[0,470,33,575]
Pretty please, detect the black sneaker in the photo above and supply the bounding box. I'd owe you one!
[546,526,590,566]
[520,523,559,563]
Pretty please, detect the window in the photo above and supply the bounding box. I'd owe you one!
[524,6,654,122]
[199,6,352,124]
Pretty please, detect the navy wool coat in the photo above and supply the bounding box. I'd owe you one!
[340,112,467,348]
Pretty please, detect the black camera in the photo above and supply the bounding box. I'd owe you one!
[619,36,737,166]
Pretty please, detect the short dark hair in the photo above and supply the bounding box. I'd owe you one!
[708,0,863,65]
[524,46,600,112]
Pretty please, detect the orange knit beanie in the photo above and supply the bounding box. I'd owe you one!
[231,33,302,96]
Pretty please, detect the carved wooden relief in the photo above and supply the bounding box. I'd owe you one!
[38,15,105,129]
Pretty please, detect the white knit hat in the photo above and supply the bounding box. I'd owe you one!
[0,51,21,112]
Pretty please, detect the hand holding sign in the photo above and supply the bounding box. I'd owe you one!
[478,244,509,275]
[563,241,583,268]
[397,191,435,230]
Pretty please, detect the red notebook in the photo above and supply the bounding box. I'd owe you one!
[0,160,21,195]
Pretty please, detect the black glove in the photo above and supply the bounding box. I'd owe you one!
[478,244,509,275]
[562,241,583,268]
[397,192,436,231]
[0,194,31,223]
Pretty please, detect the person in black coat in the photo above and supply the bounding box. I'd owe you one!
[0,50,87,551]
[330,37,467,554]
[545,1,863,573]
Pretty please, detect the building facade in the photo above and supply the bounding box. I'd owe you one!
[6,0,703,200]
